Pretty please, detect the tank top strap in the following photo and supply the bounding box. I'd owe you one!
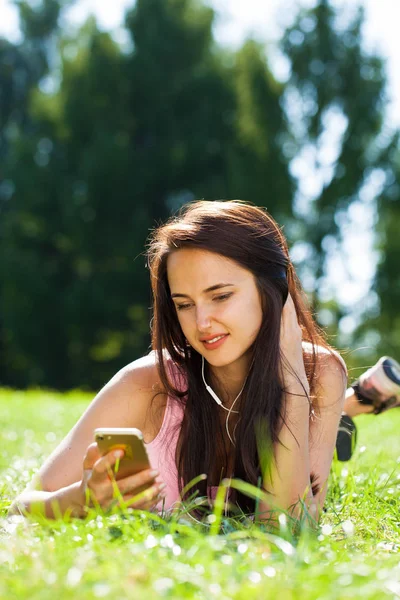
[145,355,186,450]
[165,355,188,394]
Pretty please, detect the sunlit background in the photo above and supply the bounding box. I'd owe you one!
[2,0,399,110]
[1,0,399,389]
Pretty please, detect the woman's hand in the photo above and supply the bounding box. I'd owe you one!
[280,293,310,398]
[79,443,166,512]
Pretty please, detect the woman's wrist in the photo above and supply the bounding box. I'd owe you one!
[10,480,87,520]
[282,373,310,401]
[55,481,88,518]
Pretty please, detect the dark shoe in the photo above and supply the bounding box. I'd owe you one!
[336,414,357,461]
[353,356,400,414]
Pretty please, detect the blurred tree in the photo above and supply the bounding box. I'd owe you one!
[0,0,74,166]
[124,0,232,219]
[1,0,397,388]
[357,135,400,362]
[226,39,293,224]
[0,0,290,389]
[0,0,75,385]
[280,0,398,337]
[1,19,145,389]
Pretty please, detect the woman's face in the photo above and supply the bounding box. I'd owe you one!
[167,248,263,368]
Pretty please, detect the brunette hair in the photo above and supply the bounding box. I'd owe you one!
[147,200,339,512]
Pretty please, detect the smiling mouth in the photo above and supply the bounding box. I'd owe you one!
[205,335,225,343]
[201,334,229,347]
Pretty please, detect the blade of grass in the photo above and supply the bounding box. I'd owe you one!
[180,473,207,499]
[210,482,228,536]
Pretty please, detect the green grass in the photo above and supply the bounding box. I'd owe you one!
[1,388,400,599]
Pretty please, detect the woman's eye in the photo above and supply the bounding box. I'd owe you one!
[176,303,192,311]
[176,293,232,311]
[214,293,233,302]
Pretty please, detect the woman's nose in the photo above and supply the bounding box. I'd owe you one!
[196,306,212,330]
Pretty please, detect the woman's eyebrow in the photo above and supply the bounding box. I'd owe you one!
[171,283,234,299]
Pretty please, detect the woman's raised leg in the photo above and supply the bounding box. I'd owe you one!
[336,356,400,461]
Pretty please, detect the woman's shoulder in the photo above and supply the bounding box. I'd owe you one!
[302,341,346,369]
[119,350,185,394]
[116,351,162,393]
[302,341,347,406]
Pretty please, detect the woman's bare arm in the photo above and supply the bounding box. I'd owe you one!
[9,353,164,517]
[258,297,346,522]
[259,350,346,522]
[308,350,347,512]
[259,369,314,521]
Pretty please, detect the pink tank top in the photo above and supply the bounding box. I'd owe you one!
[144,358,222,513]
[144,385,184,512]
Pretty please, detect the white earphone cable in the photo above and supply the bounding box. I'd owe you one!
[201,355,253,446]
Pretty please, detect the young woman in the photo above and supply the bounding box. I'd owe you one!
[10,201,400,521]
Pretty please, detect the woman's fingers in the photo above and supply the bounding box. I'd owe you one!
[83,442,103,470]
[83,447,125,505]
[283,291,293,308]
[280,295,302,355]
[91,448,125,479]
[122,482,167,510]
[116,468,158,495]
[281,293,298,329]
[84,458,164,509]
[83,444,125,484]
[280,294,310,394]
[103,482,166,512]
[82,442,165,512]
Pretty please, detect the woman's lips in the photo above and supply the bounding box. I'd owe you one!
[201,334,229,350]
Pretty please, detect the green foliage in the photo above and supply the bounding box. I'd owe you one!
[365,143,400,360]
[227,40,293,222]
[0,0,291,388]
[0,0,398,388]
[280,1,398,308]
[1,389,400,598]
[16,0,62,39]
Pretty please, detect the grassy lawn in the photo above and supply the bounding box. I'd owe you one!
[1,388,400,599]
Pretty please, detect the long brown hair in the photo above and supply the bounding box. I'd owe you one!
[147,200,338,512]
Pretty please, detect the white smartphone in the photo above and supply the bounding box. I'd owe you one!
[94,427,152,482]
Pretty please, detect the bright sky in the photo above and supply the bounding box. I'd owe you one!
[0,0,399,336]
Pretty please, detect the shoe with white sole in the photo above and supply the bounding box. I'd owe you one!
[335,356,400,461]
[353,356,400,414]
